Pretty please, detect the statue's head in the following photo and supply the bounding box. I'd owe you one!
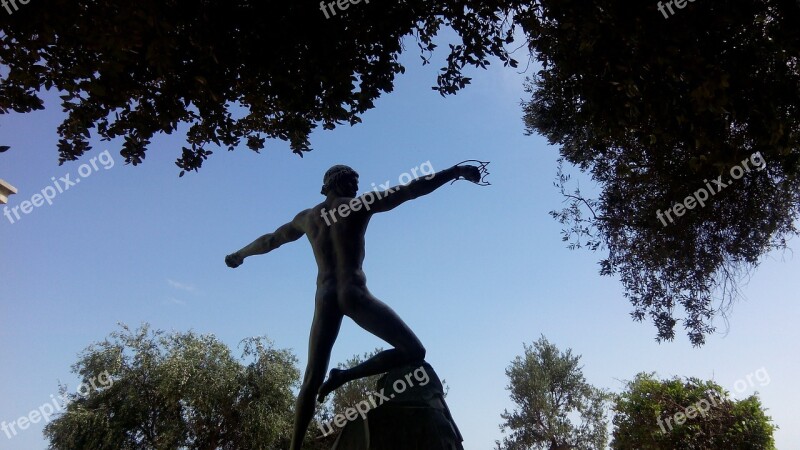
[321,165,359,197]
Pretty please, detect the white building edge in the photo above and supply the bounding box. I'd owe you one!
[0,178,18,205]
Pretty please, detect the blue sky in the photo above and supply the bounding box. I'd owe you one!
[1,37,798,449]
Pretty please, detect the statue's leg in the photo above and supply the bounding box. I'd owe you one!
[318,289,425,399]
[290,294,342,450]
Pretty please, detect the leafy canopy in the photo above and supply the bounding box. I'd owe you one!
[43,323,301,450]
[520,0,800,345]
[611,372,776,449]
[0,0,516,175]
[496,336,609,450]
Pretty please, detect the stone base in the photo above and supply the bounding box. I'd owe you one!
[331,361,463,450]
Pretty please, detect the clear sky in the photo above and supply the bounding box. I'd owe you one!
[1,35,798,450]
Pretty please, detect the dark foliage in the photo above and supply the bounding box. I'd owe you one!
[1,0,516,174]
[520,0,800,344]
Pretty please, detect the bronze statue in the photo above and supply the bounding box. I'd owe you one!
[226,161,486,449]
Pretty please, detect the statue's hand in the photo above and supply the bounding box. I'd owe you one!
[458,165,481,183]
[225,252,243,268]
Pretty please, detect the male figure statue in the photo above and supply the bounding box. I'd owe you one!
[225,162,481,449]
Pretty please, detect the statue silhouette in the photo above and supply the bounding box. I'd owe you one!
[226,162,484,449]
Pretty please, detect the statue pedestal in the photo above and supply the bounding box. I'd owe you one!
[331,361,463,450]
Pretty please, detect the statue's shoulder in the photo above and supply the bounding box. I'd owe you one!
[296,204,330,225]
[292,207,316,226]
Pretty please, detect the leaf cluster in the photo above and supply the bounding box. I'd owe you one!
[521,0,800,344]
[1,0,517,174]
[611,372,776,449]
[497,336,609,450]
[43,323,300,450]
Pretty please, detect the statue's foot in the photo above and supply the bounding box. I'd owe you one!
[317,368,346,403]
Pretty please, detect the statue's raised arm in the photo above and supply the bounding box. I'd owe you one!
[362,163,482,213]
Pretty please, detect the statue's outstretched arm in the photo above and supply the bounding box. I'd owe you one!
[366,163,482,213]
[225,211,307,268]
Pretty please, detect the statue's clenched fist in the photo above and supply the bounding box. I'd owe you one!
[225,252,243,268]
[457,165,481,183]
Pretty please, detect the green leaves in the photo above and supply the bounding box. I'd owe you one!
[523,0,800,345]
[43,324,300,450]
[497,336,609,450]
[611,373,776,449]
[1,0,518,174]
